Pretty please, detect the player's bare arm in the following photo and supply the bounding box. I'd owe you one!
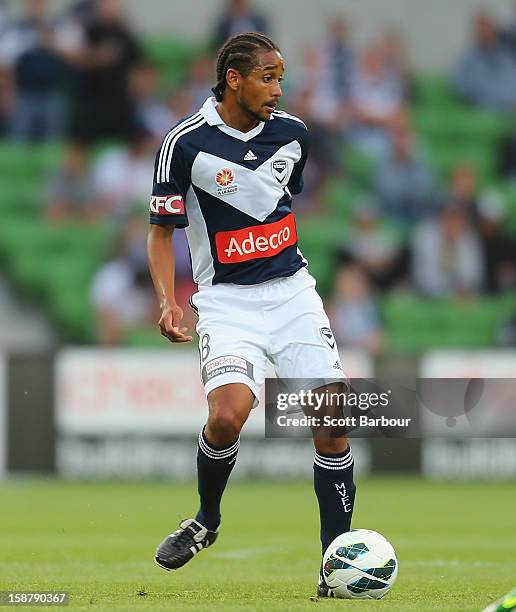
[147,224,192,343]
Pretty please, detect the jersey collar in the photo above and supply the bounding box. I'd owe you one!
[200,97,265,142]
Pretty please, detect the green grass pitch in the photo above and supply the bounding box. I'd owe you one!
[1,477,514,610]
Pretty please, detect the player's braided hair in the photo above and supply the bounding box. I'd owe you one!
[212,32,280,101]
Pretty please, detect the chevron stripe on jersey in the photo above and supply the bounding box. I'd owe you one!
[272,109,308,129]
[191,140,301,222]
[150,97,309,286]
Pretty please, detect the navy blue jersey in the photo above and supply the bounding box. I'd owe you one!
[150,97,309,286]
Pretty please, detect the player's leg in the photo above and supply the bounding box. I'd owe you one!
[310,385,356,555]
[267,269,356,594]
[299,382,356,555]
[312,400,356,599]
[268,275,357,550]
[193,291,266,533]
[195,383,254,531]
[155,284,267,571]
[154,382,255,571]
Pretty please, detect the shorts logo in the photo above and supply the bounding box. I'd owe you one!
[201,355,254,385]
[200,333,210,361]
[149,195,185,215]
[215,213,297,263]
[215,168,239,196]
[320,327,336,349]
[271,159,289,184]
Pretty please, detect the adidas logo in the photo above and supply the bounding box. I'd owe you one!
[243,150,257,161]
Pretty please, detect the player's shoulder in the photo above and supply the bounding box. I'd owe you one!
[269,110,308,147]
[271,109,308,132]
[155,111,208,182]
[160,110,209,154]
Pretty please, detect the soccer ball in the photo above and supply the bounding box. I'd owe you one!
[322,529,398,599]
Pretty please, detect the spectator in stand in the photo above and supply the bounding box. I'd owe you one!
[212,0,269,51]
[378,28,414,102]
[335,196,406,291]
[320,17,354,105]
[0,58,12,136]
[0,0,66,141]
[499,0,516,57]
[328,264,385,354]
[0,2,12,133]
[65,0,97,26]
[448,164,479,216]
[347,44,406,158]
[54,0,96,50]
[0,0,8,32]
[288,19,353,128]
[44,144,98,222]
[91,130,156,217]
[411,200,484,297]
[373,122,435,224]
[91,209,194,344]
[167,88,194,127]
[63,0,143,147]
[131,61,198,141]
[496,110,516,182]
[496,309,516,346]
[287,85,342,215]
[474,190,516,294]
[183,54,215,110]
[289,47,341,127]
[90,210,157,344]
[131,61,176,140]
[453,12,516,111]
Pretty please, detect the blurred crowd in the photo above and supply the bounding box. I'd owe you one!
[0,0,515,348]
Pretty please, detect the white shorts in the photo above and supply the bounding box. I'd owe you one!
[191,267,345,403]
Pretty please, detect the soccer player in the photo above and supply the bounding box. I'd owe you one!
[147,33,356,596]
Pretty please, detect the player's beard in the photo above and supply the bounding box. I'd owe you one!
[239,96,270,123]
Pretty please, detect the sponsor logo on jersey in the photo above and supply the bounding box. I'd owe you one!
[271,159,289,184]
[215,213,297,263]
[149,195,185,215]
[201,355,254,384]
[215,167,239,195]
[320,326,336,349]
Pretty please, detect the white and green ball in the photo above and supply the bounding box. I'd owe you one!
[322,529,398,599]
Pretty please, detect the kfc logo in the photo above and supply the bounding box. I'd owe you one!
[149,195,185,215]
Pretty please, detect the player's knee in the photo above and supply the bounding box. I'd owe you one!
[206,404,245,443]
[313,437,349,455]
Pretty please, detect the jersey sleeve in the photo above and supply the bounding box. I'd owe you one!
[287,126,309,195]
[149,136,191,228]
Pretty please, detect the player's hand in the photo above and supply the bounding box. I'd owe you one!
[158,303,193,343]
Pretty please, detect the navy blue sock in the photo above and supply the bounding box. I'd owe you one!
[195,428,239,531]
[313,446,356,554]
